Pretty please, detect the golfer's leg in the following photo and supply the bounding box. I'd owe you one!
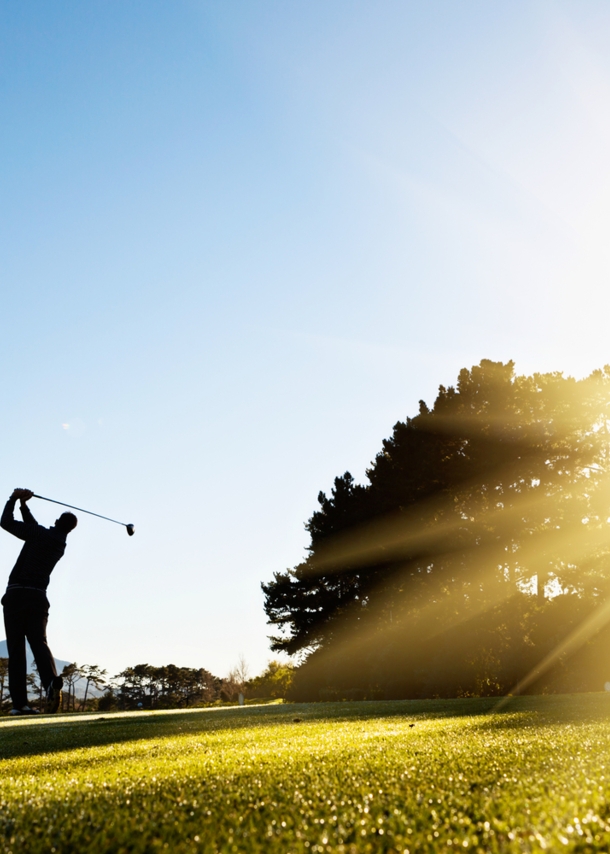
[2,594,29,709]
[25,601,57,691]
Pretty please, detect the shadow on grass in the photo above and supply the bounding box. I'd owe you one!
[471,692,610,729]
[0,694,606,761]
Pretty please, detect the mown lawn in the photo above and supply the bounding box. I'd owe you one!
[1,695,610,853]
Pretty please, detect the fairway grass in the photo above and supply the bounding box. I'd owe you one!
[1,696,610,852]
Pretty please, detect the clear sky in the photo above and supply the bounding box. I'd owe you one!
[2,1,610,680]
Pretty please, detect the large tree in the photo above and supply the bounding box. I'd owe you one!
[262,360,610,696]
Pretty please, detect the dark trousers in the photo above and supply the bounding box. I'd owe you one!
[2,588,57,709]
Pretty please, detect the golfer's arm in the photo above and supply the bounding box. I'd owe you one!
[19,502,37,525]
[0,498,28,539]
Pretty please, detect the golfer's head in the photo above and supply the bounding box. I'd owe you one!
[55,512,78,534]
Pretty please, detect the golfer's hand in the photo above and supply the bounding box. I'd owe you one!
[11,488,33,501]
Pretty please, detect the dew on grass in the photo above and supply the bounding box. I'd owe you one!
[3,697,610,852]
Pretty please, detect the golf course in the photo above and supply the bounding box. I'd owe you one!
[1,694,610,853]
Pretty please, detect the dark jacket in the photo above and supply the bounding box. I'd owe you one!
[1,498,67,591]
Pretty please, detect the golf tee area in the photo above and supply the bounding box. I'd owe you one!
[1,695,610,853]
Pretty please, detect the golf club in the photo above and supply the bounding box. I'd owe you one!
[32,494,135,536]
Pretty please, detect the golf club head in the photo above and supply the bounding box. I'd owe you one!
[126,524,135,537]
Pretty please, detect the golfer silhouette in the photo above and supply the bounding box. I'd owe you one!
[1,488,77,715]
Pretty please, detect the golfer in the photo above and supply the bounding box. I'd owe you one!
[1,488,77,715]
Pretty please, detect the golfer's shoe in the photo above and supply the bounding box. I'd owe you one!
[45,676,63,714]
[9,706,38,715]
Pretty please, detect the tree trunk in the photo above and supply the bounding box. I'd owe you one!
[537,569,548,602]
[80,680,90,711]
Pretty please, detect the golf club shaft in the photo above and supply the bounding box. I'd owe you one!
[32,494,128,528]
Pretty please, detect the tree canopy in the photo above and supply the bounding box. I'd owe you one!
[262,360,610,699]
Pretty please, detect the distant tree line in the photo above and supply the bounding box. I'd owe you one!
[262,360,610,700]
[0,657,294,714]
[103,660,294,711]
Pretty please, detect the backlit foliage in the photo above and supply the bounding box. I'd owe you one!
[263,360,610,698]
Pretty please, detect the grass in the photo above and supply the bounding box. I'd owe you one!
[1,695,610,852]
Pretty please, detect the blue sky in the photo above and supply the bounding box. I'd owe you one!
[2,1,610,679]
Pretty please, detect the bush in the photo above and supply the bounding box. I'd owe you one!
[97,690,118,712]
